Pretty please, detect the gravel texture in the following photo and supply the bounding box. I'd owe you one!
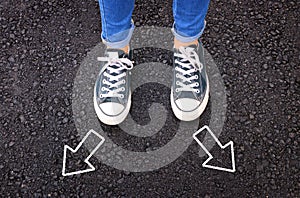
[0,0,299,197]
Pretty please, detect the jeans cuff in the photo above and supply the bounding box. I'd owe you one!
[101,23,135,49]
[171,21,206,43]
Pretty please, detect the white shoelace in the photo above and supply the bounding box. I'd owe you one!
[97,57,133,99]
[174,46,203,93]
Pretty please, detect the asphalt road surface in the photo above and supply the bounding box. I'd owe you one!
[0,0,299,197]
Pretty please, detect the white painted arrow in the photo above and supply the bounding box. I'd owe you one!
[193,125,236,173]
[62,129,105,176]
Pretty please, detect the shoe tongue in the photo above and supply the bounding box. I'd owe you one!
[106,48,127,59]
[175,44,198,71]
[174,44,198,51]
[188,43,198,48]
[105,49,129,78]
[103,49,128,104]
[186,44,198,52]
[174,44,200,100]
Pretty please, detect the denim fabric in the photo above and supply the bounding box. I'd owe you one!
[99,0,210,48]
[172,0,210,42]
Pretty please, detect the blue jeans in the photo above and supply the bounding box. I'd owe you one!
[99,0,210,48]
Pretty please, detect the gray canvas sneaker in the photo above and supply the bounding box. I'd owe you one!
[94,48,133,125]
[171,41,209,121]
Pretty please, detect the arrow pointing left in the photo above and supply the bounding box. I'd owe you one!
[62,129,105,176]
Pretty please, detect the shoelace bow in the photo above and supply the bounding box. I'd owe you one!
[97,57,133,99]
[174,46,203,93]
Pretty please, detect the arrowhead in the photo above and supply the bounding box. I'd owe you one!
[61,130,105,176]
[62,145,96,176]
[202,141,236,173]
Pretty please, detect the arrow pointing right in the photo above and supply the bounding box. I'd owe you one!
[193,125,236,173]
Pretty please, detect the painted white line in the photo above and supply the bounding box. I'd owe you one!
[193,125,236,173]
[62,129,105,176]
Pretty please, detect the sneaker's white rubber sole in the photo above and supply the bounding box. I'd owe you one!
[171,78,209,121]
[93,92,131,125]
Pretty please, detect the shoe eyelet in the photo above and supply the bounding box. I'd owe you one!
[195,75,198,79]
[122,79,126,84]
[176,81,180,85]
[175,88,179,93]
[195,82,199,87]
[196,90,200,93]
[120,94,124,99]
[99,94,103,98]
[176,73,180,78]
[101,87,105,91]
[103,79,106,83]
[121,87,125,91]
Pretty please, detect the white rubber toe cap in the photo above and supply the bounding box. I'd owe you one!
[175,98,200,112]
[99,102,125,116]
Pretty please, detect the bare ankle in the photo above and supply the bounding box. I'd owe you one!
[174,38,198,49]
[107,45,130,54]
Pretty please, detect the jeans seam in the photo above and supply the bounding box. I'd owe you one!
[173,0,177,30]
[99,0,108,41]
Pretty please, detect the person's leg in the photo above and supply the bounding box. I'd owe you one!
[171,0,210,121]
[94,0,135,125]
[172,0,210,48]
[98,0,135,51]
